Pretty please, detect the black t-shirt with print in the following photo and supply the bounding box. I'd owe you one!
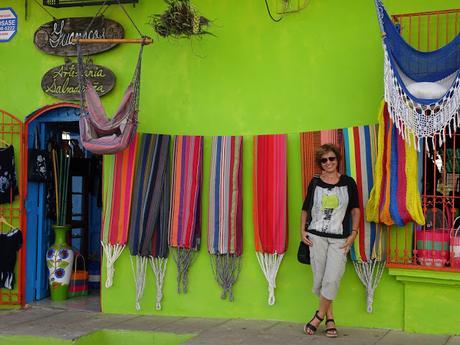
[302,175,359,239]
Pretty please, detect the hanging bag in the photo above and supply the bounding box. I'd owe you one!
[68,254,89,297]
[28,127,49,182]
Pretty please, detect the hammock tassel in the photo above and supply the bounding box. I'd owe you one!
[102,242,125,288]
[175,248,194,294]
[130,255,148,311]
[352,260,386,313]
[211,254,241,302]
[150,257,168,310]
[256,252,284,306]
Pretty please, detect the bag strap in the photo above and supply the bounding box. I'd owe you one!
[73,254,87,272]
[305,175,320,230]
[452,216,460,238]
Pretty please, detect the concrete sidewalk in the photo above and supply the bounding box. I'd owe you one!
[0,303,458,345]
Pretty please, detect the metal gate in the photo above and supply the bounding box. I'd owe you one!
[0,109,25,306]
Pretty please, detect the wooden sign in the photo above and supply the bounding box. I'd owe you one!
[41,62,116,100]
[34,17,124,56]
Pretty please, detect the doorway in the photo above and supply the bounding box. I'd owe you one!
[25,105,102,309]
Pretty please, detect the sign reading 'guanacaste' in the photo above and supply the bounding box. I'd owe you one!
[34,16,124,56]
[41,62,116,101]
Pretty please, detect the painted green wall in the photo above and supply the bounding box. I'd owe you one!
[0,0,459,335]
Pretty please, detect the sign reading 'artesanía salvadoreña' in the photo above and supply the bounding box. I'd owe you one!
[41,62,116,100]
[34,16,124,56]
[0,8,17,43]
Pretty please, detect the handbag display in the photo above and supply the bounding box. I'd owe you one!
[68,254,89,297]
[297,241,310,265]
[27,127,49,182]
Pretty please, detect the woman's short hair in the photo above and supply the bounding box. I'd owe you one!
[315,143,341,169]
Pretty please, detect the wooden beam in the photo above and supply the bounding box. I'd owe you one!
[71,37,153,45]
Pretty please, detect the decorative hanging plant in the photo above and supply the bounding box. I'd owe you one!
[149,0,211,38]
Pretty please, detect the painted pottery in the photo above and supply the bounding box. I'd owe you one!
[46,224,74,301]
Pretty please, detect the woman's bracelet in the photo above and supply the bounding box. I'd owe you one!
[351,229,358,234]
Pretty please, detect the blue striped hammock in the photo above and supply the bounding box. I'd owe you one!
[375,0,460,150]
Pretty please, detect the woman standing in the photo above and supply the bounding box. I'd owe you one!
[300,144,360,338]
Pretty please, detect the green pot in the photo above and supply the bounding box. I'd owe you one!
[46,225,74,301]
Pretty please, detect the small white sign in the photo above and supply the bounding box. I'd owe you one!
[0,8,17,43]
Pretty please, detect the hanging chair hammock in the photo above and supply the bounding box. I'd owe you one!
[128,133,171,311]
[343,123,386,313]
[253,134,288,306]
[375,0,460,150]
[76,0,152,155]
[168,135,203,294]
[207,136,243,302]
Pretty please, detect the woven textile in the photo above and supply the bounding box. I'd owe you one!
[168,135,203,293]
[128,134,171,310]
[253,134,287,305]
[375,0,460,149]
[101,136,138,288]
[366,103,425,227]
[207,136,243,301]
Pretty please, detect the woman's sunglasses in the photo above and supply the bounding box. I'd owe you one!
[320,156,337,164]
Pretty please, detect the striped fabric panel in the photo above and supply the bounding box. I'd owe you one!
[253,134,288,254]
[300,130,344,198]
[343,125,380,263]
[208,136,243,256]
[169,136,203,250]
[128,134,171,258]
[102,135,138,245]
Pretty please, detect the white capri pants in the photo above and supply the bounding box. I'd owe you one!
[309,233,347,301]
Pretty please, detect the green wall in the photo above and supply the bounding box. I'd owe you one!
[0,0,459,335]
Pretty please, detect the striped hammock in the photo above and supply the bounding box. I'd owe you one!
[366,103,425,227]
[101,135,138,288]
[207,136,243,301]
[128,134,171,311]
[169,135,203,293]
[343,124,386,313]
[253,134,287,305]
[300,130,344,198]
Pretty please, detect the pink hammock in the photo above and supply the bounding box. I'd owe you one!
[77,44,143,155]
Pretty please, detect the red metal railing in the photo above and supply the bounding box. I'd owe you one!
[387,8,460,271]
[0,109,24,306]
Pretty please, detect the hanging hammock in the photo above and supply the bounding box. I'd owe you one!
[76,0,152,155]
[208,136,243,302]
[128,134,171,311]
[253,134,288,306]
[168,135,203,294]
[101,135,138,288]
[366,103,425,227]
[77,44,143,155]
[343,124,386,313]
[375,0,460,150]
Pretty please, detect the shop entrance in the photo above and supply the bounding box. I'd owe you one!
[24,105,102,308]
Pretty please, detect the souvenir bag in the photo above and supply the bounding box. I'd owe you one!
[28,127,49,182]
[68,254,89,297]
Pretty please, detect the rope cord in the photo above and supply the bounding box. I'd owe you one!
[264,0,282,22]
[33,0,56,20]
[116,0,144,38]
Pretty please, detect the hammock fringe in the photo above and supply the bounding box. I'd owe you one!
[255,252,284,306]
[174,248,194,294]
[210,254,241,302]
[102,242,125,288]
[130,255,148,311]
[150,257,168,310]
[352,260,386,313]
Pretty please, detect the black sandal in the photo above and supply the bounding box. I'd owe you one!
[325,318,338,338]
[304,310,324,335]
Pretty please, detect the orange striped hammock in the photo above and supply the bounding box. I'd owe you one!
[101,136,138,288]
[253,134,288,305]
